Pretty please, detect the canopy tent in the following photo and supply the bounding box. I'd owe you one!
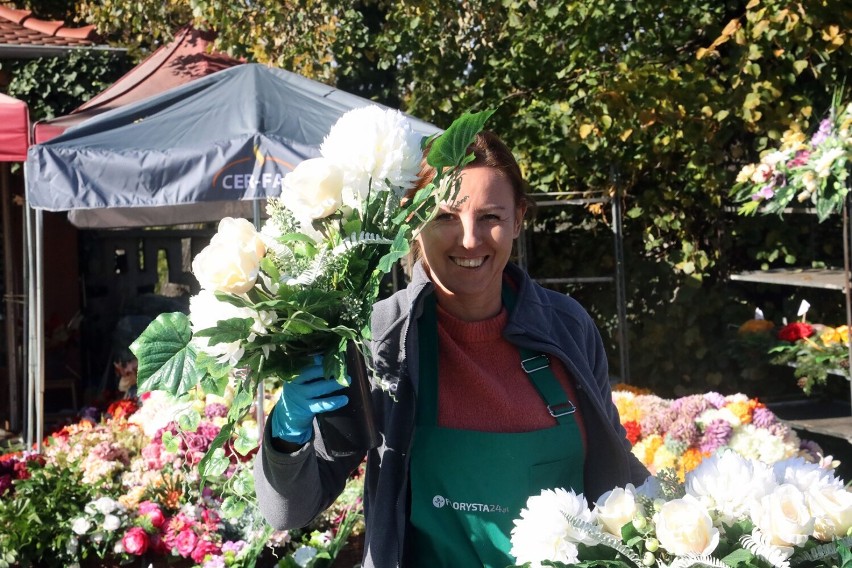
[34,26,241,145]
[23,62,441,445]
[0,93,29,434]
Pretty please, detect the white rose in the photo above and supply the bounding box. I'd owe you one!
[93,496,117,515]
[686,450,776,526]
[193,241,261,294]
[750,484,814,554]
[654,495,720,556]
[510,488,595,567]
[281,158,344,220]
[594,484,643,537]
[214,217,266,259]
[806,484,852,540]
[71,517,91,535]
[736,164,756,184]
[102,514,121,531]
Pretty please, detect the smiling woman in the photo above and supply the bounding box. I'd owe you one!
[255,129,649,568]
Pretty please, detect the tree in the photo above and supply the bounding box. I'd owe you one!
[67,0,852,395]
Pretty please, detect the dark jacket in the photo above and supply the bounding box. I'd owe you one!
[254,261,649,567]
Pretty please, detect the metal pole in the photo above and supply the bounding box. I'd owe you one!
[34,208,44,449]
[23,203,32,446]
[252,200,265,439]
[612,181,631,383]
[843,194,852,414]
[1,164,19,432]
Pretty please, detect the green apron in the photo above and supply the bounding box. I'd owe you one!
[409,289,585,567]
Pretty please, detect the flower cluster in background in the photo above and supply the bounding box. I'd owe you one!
[735,312,850,395]
[0,386,364,567]
[510,451,852,568]
[612,388,827,480]
[730,95,851,221]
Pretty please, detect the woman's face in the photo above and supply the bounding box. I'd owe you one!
[416,166,525,321]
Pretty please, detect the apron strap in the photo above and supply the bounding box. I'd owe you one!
[501,285,576,426]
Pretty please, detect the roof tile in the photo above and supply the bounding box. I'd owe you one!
[0,4,100,47]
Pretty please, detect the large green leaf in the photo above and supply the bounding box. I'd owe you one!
[130,312,202,397]
[427,109,496,169]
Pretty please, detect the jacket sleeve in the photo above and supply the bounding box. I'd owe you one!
[253,408,364,530]
[586,317,651,487]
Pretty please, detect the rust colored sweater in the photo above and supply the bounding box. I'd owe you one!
[436,302,587,449]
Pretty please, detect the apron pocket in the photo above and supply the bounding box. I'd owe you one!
[529,458,580,495]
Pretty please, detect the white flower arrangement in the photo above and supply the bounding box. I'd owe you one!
[131,106,495,475]
[510,451,852,568]
[730,93,851,221]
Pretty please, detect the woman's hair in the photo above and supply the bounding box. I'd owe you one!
[404,131,532,272]
[409,130,532,210]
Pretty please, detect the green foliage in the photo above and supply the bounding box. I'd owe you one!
[70,0,852,394]
[0,459,101,567]
[2,49,131,121]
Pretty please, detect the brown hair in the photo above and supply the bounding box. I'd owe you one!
[410,130,532,210]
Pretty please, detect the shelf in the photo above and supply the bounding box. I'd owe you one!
[730,268,848,291]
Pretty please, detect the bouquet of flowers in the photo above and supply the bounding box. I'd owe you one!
[730,93,851,221]
[510,450,852,568]
[131,106,493,473]
[768,322,850,395]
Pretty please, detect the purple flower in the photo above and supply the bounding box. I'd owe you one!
[0,474,11,496]
[799,439,824,461]
[702,392,726,409]
[811,118,833,146]
[205,403,228,419]
[222,540,247,554]
[636,396,673,436]
[666,416,700,446]
[754,184,775,200]
[698,419,733,454]
[751,406,777,429]
[670,395,710,420]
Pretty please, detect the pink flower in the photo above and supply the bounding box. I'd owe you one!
[175,528,198,557]
[191,538,221,563]
[122,527,149,555]
[202,508,220,530]
[137,501,166,528]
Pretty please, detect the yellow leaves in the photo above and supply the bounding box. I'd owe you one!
[746,0,760,8]
[698,18,740,59]
[579,124,595,139]
[620,128,633,142]
[792,60,809,75]
[822,25,845,49]
[751,19,770,38]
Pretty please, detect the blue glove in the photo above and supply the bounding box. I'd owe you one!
[271,356,349,445]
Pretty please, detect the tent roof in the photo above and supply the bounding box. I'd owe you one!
[0,92,29,161]
[25,63,440,227]
[34,27,242,144]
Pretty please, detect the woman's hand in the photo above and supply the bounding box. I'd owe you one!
[270,356,349,445]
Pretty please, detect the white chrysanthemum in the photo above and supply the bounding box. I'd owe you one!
[695,407,741,429]
[102,514,121,531]
[728,424,796,464]
[320,105,422,212]
[510,488,595,567]
[685,450,777,526]
[772,456,842,492]
[763,150,792,166]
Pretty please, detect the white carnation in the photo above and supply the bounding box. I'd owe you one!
[685,450,776,526]
[510,488,595,567]
[320,106,422,212]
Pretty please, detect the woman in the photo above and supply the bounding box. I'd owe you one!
[254,131,649,567]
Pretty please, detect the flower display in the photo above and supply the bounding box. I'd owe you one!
[612,390,825,480]
[768,322,849,395]
[730,94,851,221]
[510,451,852,568]
[131,107,495,473]
[0,387,364,567]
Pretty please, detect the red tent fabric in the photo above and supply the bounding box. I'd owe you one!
[34,27,243,144]
[0,93,30,161]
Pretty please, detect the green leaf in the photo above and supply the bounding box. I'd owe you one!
[427,109,496,169]
[194,317,253,345]
[176,408,201,432]
[199,447,230,479]
[161,431,179,453]
[220,496,247,520]
[131,312,203,397]
[377,229,411,273]
[233,425,258,456]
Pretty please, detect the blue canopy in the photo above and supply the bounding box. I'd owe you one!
[25,63,439,228]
